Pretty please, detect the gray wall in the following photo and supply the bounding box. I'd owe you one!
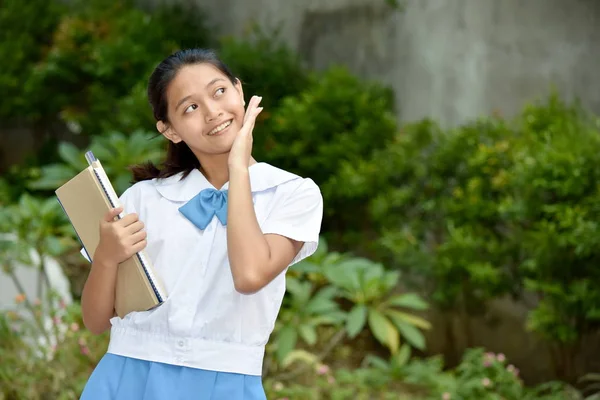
[169,0,600,127]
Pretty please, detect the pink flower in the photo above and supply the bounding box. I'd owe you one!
[80,345,90,356]
[70,322,79,332]
[482,378,491,387]
[442,393,451,400]
[483,359,492,367]
[78,337,86,346]
[52,316,61,325]
[59,298,66,309]
[497,353,506,363]
[507,364,520,377]
[317,364,330,375]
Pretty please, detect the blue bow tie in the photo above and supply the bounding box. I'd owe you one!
[179,188,228,230]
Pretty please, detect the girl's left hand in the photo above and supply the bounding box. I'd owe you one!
[228,95,263,170]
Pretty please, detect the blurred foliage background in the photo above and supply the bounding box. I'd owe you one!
[1,0,600,399]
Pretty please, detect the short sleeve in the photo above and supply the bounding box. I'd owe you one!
[79,185,139,263]
[261,178,324,266]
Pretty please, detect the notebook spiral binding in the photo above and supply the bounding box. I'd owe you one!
[86,152,165,303]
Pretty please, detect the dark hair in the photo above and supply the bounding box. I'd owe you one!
[130,48,238,182]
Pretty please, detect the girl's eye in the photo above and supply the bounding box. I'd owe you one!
[215,87,225,97]
[184,104,198,114]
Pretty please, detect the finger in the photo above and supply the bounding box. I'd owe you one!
[104,207,123,222]
[125,220,145,235]
[131,239,147,254]
[243,96,262,124]
[240,107,263,137]
[119,213,139,227]
[248,107,264,127]
[129,229,147,244]
[248,95,262,109]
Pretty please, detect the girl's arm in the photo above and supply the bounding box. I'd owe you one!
[81,207,147,334]
[226,166,303,294]
[81,257,119,334]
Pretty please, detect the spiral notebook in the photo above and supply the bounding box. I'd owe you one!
[55,151,167,318]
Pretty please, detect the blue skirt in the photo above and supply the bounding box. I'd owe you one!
[80,353,267,400]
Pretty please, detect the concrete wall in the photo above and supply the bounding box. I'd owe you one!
[162,0,600,127]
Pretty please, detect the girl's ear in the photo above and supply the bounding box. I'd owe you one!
[234,78,245,106]
[157,121,182,144]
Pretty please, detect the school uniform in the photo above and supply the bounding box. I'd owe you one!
[80,162,323,399]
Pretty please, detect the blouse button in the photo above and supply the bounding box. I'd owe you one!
[178,340,184,347]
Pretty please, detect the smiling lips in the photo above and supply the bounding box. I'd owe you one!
[208,120,232,136]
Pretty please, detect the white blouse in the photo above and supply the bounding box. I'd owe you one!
[99,162,323,376]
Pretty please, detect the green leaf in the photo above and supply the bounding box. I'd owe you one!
[306,297,338,315]
[281,349,319,369]
[58,142,84,169]
[346,304,367,338]
[306,285,339,314]
[393,344,412,367]
[387,293,429,310]
[313,311,347,325]
[364,354,390,370]
[395,320,426,350]
[44,236,62,256]
[285,277,304,297]
[276,324,298,363]
[28,164,76,190]
[387,310,431,330]
[298,324,317,346]
[368,309,399,353]
[294,260,321,275]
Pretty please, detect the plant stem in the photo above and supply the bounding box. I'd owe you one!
[274,328,347,381]
[39,252,61,347]
[6,264,51,348]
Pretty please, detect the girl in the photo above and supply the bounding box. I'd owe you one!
[79,48,323,399]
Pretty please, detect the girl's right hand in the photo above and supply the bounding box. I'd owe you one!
[94,207,147,266]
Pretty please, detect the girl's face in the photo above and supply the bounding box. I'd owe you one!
[160,63,245,157]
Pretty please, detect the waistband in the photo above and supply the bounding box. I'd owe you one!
[107,326,265,376]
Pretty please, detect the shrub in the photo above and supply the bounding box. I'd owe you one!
[345,94,600,380]
[218,25,309,115]
[264,66,397,251]
[23,0,212,137]
[0,303,109,400]
[0,0,65,120]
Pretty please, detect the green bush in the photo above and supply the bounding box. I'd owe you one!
[23,0,212,137]
[263,346,575,400]
[262,238,431,377]
[262,66,397,252]
[218,26,309,115]
[28,130,165,196]
[0,303,109,400]
[343,95,600,380]
[0,0,65,120]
